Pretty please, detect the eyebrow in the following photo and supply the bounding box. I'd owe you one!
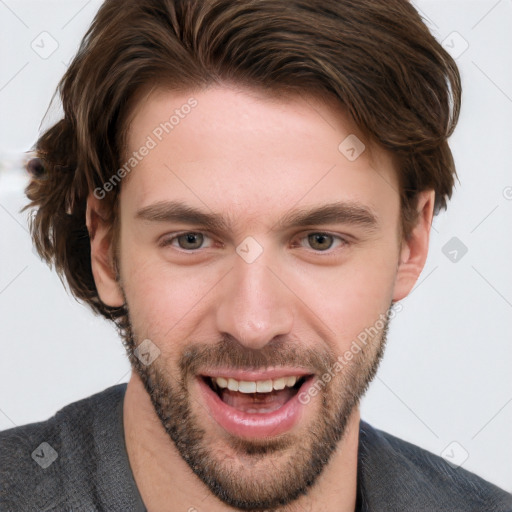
[135,200,379,233]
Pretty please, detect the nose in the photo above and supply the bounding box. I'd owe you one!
[215,249,294,350]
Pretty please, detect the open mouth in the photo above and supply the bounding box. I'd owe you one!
[197,372,316,438]
[201,375,310,414]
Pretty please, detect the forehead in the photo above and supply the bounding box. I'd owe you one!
[119,85,400,231]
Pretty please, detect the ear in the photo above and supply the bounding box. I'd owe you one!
[392,190,435,302]
[85,193,125,307]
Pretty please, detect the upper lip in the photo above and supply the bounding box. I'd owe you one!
[201,367,314,381]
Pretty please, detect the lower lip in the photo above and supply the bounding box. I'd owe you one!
[197,376,315,439]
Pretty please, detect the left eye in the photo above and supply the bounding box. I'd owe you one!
[297,233,345,252]
[161,232,214,250]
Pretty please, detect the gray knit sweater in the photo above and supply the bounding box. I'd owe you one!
[1,384,511,511]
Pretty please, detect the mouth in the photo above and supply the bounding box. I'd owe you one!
[197,371,316,439]
[202,375,308,413]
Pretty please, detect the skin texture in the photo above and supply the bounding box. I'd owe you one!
[86,84,434,511]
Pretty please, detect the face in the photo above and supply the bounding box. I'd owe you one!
[93,85,419,509]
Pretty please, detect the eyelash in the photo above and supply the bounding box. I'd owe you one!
[158,231,349,255]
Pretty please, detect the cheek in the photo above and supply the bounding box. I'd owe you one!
[287,242,399,346]
[119,246,223,340]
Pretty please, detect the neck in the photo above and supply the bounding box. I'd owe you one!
[124,371,359,512]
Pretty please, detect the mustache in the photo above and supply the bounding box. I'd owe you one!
[179,334,336,379]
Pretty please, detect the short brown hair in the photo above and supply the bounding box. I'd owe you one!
[24,0,461,323]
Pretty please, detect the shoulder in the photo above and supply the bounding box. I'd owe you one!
[358,420,512,512]
[0,384,133,512]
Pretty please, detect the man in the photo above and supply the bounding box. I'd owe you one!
[1,0,511,511]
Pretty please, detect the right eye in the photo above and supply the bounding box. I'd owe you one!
[159,232,215,251]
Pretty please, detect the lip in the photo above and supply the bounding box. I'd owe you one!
[201,367,313,381]
[197,374,315,439]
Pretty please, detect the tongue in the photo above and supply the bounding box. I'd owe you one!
[219,387,296,413]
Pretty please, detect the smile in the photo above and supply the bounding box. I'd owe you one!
[198,371,315,439]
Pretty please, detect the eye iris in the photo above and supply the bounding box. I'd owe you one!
[178,233,203,249]
[308,233,333,251]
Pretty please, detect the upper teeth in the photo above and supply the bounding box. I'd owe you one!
[212,375,300,393]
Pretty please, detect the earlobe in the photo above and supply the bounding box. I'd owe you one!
[392,190,435,302]
[86,193,125,308]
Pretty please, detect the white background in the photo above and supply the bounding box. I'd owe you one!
[0,0,511,492]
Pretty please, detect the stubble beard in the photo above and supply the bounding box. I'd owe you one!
[118,303,392,511]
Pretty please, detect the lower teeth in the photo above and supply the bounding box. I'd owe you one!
[217,387,296,413]
[245,407,278,414]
